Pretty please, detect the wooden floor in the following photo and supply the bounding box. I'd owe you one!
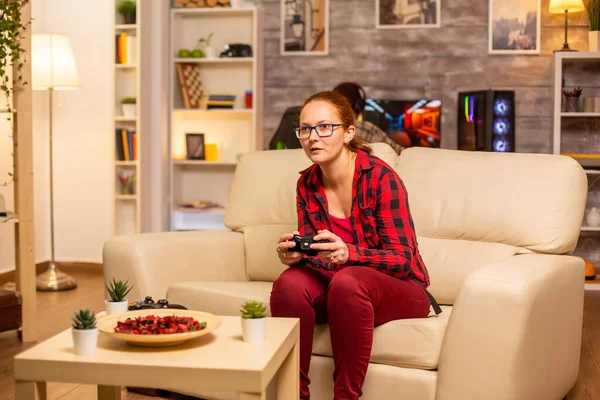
[1,269,600,400]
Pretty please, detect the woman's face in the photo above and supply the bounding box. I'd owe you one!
[298,101,354,165]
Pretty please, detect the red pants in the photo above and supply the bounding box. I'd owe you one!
[270,266,430,400]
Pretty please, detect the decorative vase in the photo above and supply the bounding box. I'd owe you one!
[122,104,136,118]
[590,31,600,52]
[72,328,99,355]
[241,317,265,343]
[586,207,600,227]
[205,46,217,59]
[104,299,129,315]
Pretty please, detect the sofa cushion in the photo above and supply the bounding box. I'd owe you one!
[312,306,452,370]
[244,224,297,282]
[167,280,450,370]
[395,147,587,254]
[417,236,532,304]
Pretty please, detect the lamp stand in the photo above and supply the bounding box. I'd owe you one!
[36,88,77,292]
[555,10,577,52]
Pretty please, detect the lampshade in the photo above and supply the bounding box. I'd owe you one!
[549,0,585,13]
[32,33,80,91]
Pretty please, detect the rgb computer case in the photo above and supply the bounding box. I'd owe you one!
[458,90,515,152]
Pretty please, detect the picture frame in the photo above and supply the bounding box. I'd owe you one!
[186,133,206,160]
[376,0,441,29]
[280,0,329,56]
[488,0,541,55]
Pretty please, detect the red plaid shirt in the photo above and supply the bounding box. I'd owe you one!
[295,149,430,288]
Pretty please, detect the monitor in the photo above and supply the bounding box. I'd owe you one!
[362,98,442,148]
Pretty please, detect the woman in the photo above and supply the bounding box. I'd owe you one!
[271,91,437,400]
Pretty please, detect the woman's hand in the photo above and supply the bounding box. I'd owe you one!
[311,229,349,265]
[276,231,304,266]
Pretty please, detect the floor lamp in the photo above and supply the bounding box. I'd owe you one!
[32,33,81,291]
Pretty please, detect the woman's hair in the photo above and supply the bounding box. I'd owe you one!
[301,91,372,154]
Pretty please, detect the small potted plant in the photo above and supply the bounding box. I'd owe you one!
[121,97,136,117]
[586,0,600,51]
[71,309,98,355]
[240,300,267,343]
[197,33,216,59]
[105,278,133,315]
[118,0,136,25]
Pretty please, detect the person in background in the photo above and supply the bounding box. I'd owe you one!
[333,82,405,155]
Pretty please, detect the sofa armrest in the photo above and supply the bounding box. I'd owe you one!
[102,230,247,302]
[437,254,584,400]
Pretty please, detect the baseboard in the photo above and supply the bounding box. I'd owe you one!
[0,261,102,288]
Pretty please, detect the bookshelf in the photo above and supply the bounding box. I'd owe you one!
[113,0,147,235]
[552,52,600,234]
[168,6,264,231]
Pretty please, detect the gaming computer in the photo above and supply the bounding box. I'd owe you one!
[457,90,516,153]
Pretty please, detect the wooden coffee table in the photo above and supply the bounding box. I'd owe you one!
[14,315,299,400]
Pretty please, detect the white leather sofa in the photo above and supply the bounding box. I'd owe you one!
[103,143,588,400]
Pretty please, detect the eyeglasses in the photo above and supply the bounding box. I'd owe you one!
[295,123,347,140]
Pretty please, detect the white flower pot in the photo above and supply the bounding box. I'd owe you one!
[72,328,98,355]
[230,0,244,8]
[122,104,136,118]
[205,46,217,59]
[241,317,265,343]
[105,299,129,315]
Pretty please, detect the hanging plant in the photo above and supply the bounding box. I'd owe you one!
[0,0,31,186]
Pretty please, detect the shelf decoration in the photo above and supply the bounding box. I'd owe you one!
[176,63,203,109]
[117,0,137,24]
[115,129,137,161]
[118,171,136,195]
[186,133,206,160]
[115,32,137,64]
[586,0,600,51]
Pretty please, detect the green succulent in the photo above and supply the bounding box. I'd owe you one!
[240,300,267,319]
[105,278,133,302]
[72,309,97,330]
[121,97,136,104]
[118,0,136,16]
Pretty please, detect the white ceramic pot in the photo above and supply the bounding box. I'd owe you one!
[205,46,217,59]
[122,104,136,118]
[72,328,98,355]
[104,299,129,315]
[230,0,244,8]
[241,317,265,343]
[586,207,600,227]
[589,31,600,52]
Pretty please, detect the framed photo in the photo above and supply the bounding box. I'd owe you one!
[186,133,206,160]
[376,0,441,29]
[489,0,541,55]
[280,0,329,56]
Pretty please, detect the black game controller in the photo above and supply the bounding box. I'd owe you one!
[128,296,187,311]
[289,234,329,257]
